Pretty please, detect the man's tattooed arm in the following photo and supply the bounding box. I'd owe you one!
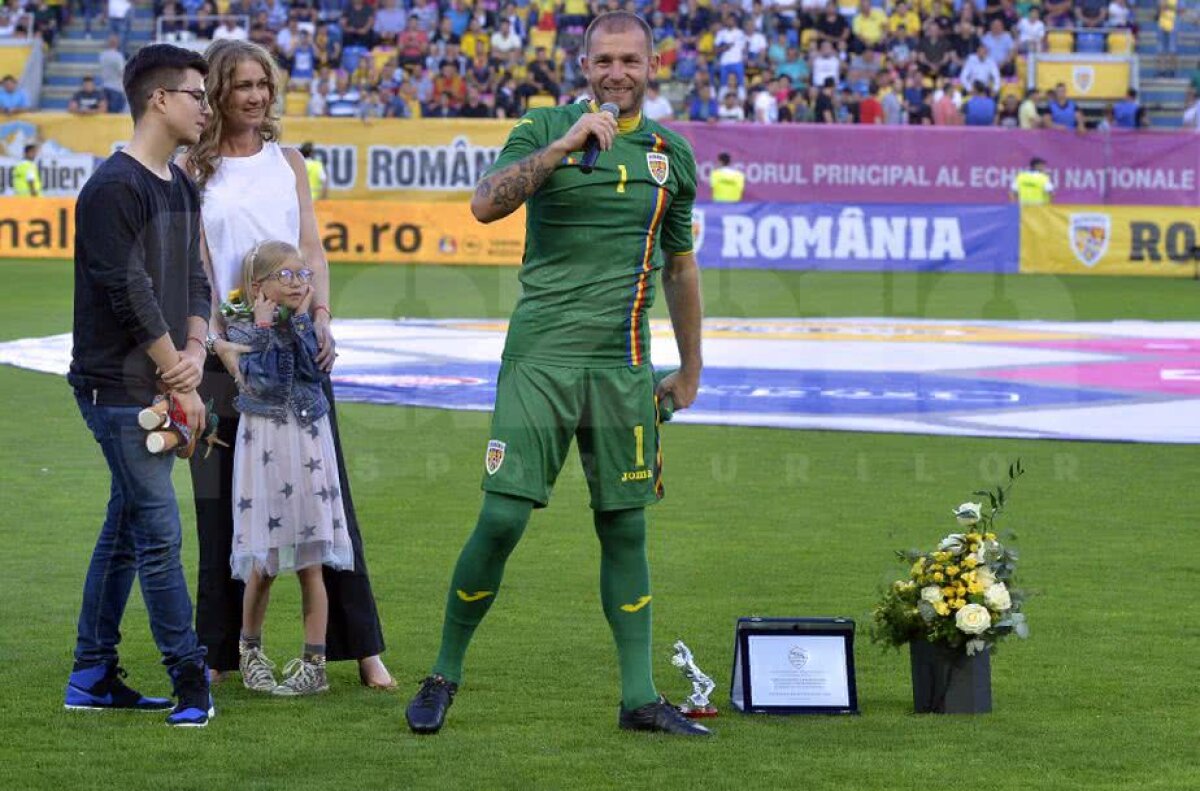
[470,146,562,223]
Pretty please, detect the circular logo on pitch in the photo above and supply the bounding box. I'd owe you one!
[788,646,809,670]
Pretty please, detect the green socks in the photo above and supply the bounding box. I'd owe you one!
[432,493,533,683]
[594,507,658,710]
[431,495,658,710]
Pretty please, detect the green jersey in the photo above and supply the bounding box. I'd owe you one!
[488,103,696,368]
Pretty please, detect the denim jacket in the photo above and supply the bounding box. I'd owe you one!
[227,313,329,426]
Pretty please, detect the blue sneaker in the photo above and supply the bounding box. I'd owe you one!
[64,664,172,711]
[166,662,215,728]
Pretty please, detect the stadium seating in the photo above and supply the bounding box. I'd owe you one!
[1107,31,1132,55]
[1075,31,1107,55]
[1046,31,1074,54]
[23,0,1188,128]
[528,28,555,53]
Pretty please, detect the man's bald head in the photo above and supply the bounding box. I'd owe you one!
[584,11,654,57]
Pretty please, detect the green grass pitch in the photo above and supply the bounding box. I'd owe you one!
[1,260,1197,790]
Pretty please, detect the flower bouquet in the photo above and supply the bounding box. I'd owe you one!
[872,460,1028,712]
[220,287,292,323]
[218,287,252,321]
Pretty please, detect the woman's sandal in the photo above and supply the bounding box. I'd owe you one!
[358,660,397,691]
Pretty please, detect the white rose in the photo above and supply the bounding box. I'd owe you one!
[974,567,997,588]
[955,603,992,635]
[920,586,944,604]
[954,502,982,526]
[983,582,1012,611]
[938,533,966,554]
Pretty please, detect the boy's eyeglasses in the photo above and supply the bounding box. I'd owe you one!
[162,88,210,107]
[260,268,315,285]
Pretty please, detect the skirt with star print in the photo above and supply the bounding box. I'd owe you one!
[230,414,354,580]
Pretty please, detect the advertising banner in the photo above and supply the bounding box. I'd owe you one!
[674,124,1200,206]
[285,118,508,201]
[694,202,1019,272]
[1020,205,1199,277]
[9,115,1200,208]
[0,195,526,264]
[0,197,1014,272]
[0,196,74,258]
[9,195,1195,278]
[0,114,510,201]
[316,200,524,264]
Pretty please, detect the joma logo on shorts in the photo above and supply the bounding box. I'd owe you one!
[621,469,653,482]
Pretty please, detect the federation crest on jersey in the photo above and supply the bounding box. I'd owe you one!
[485,439,506,475]
[691,208,705,253]
[646,152,669,185]
[1068,213,1110,267]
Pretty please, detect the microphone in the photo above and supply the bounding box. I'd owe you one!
[579,102,619,175]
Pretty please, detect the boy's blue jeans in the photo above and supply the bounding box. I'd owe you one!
[73,393,205,675]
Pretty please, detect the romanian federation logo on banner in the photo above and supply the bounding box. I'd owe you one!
[1069,213,1110,267]
[691,208,705,253]
[1072,65,1095,95]
[646,152,669,185]
[485,439,506,475]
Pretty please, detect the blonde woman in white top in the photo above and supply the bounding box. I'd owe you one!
[183,39,395,691]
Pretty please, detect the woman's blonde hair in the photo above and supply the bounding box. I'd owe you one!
[241,240,302,304]
[187,39,283,192]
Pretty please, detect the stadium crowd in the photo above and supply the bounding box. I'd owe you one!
[6,0,1200,127]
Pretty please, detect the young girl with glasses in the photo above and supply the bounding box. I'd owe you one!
[225,239,353,697]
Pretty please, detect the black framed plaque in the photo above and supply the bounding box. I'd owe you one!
[730,617,859,715]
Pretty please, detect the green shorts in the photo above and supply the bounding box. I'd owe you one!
[480,359,665,511]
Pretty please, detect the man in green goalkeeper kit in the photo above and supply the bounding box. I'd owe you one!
[404,11,707,737]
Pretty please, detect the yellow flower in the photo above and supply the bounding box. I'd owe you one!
[985,533,996,541]
[946,565,960,577]
[951,598,965,610]
[934,552,951,563]
[932,572,945,583]
[910,561,924,576]
[970,543,981,553]
[968,581,985,594]
[966,532,981,543]
[930,563,943,572]
[963,556,979,569]
[942,586,956,598]
[933,602,950,616]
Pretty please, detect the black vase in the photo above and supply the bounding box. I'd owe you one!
[909,639,992,714]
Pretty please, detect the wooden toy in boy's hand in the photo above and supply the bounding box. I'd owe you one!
[139,394,228,460]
